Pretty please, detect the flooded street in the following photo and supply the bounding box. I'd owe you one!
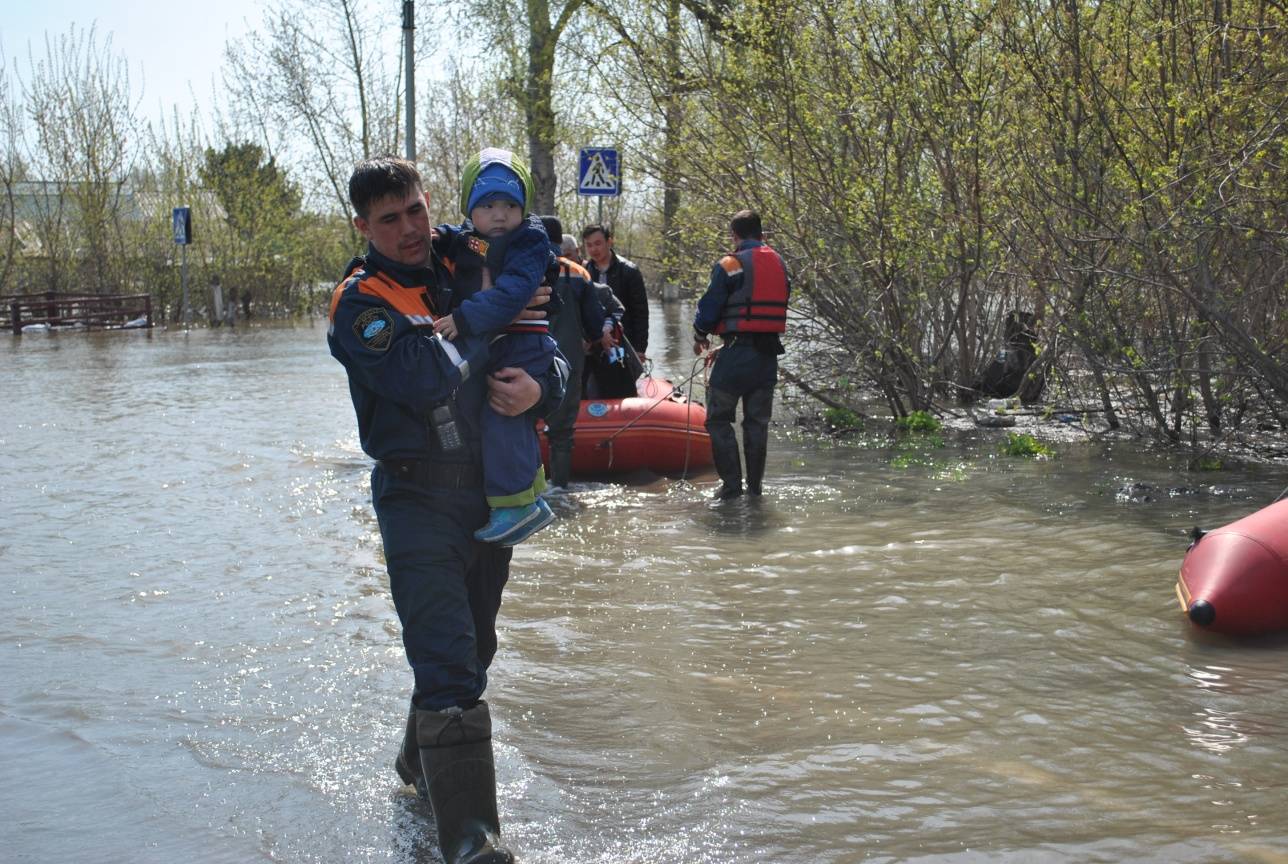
[4,307,1288,863]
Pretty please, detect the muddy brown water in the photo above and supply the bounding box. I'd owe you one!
[4,306,1288,863]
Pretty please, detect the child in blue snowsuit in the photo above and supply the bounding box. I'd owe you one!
[432,148,559,546]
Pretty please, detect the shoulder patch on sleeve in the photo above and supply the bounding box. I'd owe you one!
[466,235,490,258]
[720,255,743,276]
[353,306,394,351]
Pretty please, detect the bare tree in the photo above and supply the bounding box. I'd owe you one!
[224,0,404,218]
[416,63,526,222]
[0,51,23,291]
[18,25,139,294]
[451,0,592,212]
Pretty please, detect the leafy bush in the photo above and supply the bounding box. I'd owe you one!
[1001,433,1054,458]
[896,410,942,433]
[823,406,863,430]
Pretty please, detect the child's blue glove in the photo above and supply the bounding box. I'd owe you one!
[607,346,625,365]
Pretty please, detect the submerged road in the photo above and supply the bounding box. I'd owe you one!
[4,307,1288,863]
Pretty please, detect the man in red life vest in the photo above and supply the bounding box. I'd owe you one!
[693,210,790,500]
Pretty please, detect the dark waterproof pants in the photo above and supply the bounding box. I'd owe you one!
[705,340,777,490]
[544,350,583,483]
[372,464,513,711]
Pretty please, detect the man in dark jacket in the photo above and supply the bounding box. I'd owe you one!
[582,223,649,358]
[328,156,565,864]
[540,215,610,486]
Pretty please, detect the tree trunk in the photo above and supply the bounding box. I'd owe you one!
[525,0,557,214]
[659,0,683,294]
[1190,235,1221,432]
[1195,323,1221,433]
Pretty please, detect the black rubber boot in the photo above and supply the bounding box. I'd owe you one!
[741,385,773,497]
[705,386,742,499]
[744,444,767,496]
[713,482,744,500]
[711,443,743,500]
[417,702,515,864]
[549,447,572,488]
[394,701,428,801]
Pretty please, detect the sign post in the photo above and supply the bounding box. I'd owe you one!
[403,1,415,161]
[173,206,192,329]
[577,147,620,225]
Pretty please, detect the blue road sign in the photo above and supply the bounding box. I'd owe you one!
[578,148,620,197]
[172,206,192,245]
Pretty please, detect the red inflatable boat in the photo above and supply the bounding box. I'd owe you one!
[539,376,713,477]
[1175,499,1288,635]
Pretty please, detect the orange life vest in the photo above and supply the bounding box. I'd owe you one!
[712,245,788,334]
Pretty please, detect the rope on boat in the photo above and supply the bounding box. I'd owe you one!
[679,352,717,481]
[596,353,715,456]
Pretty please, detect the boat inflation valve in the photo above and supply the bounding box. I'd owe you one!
[1188,600,1216,627]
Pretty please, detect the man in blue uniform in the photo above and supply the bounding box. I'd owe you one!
[693,210,790,500]
[328,156,565,864]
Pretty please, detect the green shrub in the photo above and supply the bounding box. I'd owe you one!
[1002,433,1054,458]
[896,410,942,433]
[823,406,863,430]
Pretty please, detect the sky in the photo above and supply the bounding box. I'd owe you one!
[0,0,268,124]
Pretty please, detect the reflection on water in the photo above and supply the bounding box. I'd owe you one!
[4,315,1288,863]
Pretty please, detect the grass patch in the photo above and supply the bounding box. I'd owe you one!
[891,419,946,469]
[891,410,944,470]
[892,451,932,469]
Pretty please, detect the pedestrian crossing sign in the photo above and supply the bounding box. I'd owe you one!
[172,206,192,245]
[578,147,620,197]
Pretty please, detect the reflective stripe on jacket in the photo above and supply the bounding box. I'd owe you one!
[327,250,489,461]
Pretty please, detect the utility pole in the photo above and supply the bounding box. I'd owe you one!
[403,0,416,162]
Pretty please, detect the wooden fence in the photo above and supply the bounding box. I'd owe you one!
[3,292,153,335]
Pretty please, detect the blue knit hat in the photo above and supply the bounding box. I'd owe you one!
[466,161,526,216]
[459,148,535,216]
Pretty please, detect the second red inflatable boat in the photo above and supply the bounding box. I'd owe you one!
[1175,499,1288,635]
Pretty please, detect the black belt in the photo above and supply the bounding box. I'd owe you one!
[723,332,783,354]
[378,459,483,489]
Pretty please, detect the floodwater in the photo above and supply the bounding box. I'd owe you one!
[4,305,1288,864]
